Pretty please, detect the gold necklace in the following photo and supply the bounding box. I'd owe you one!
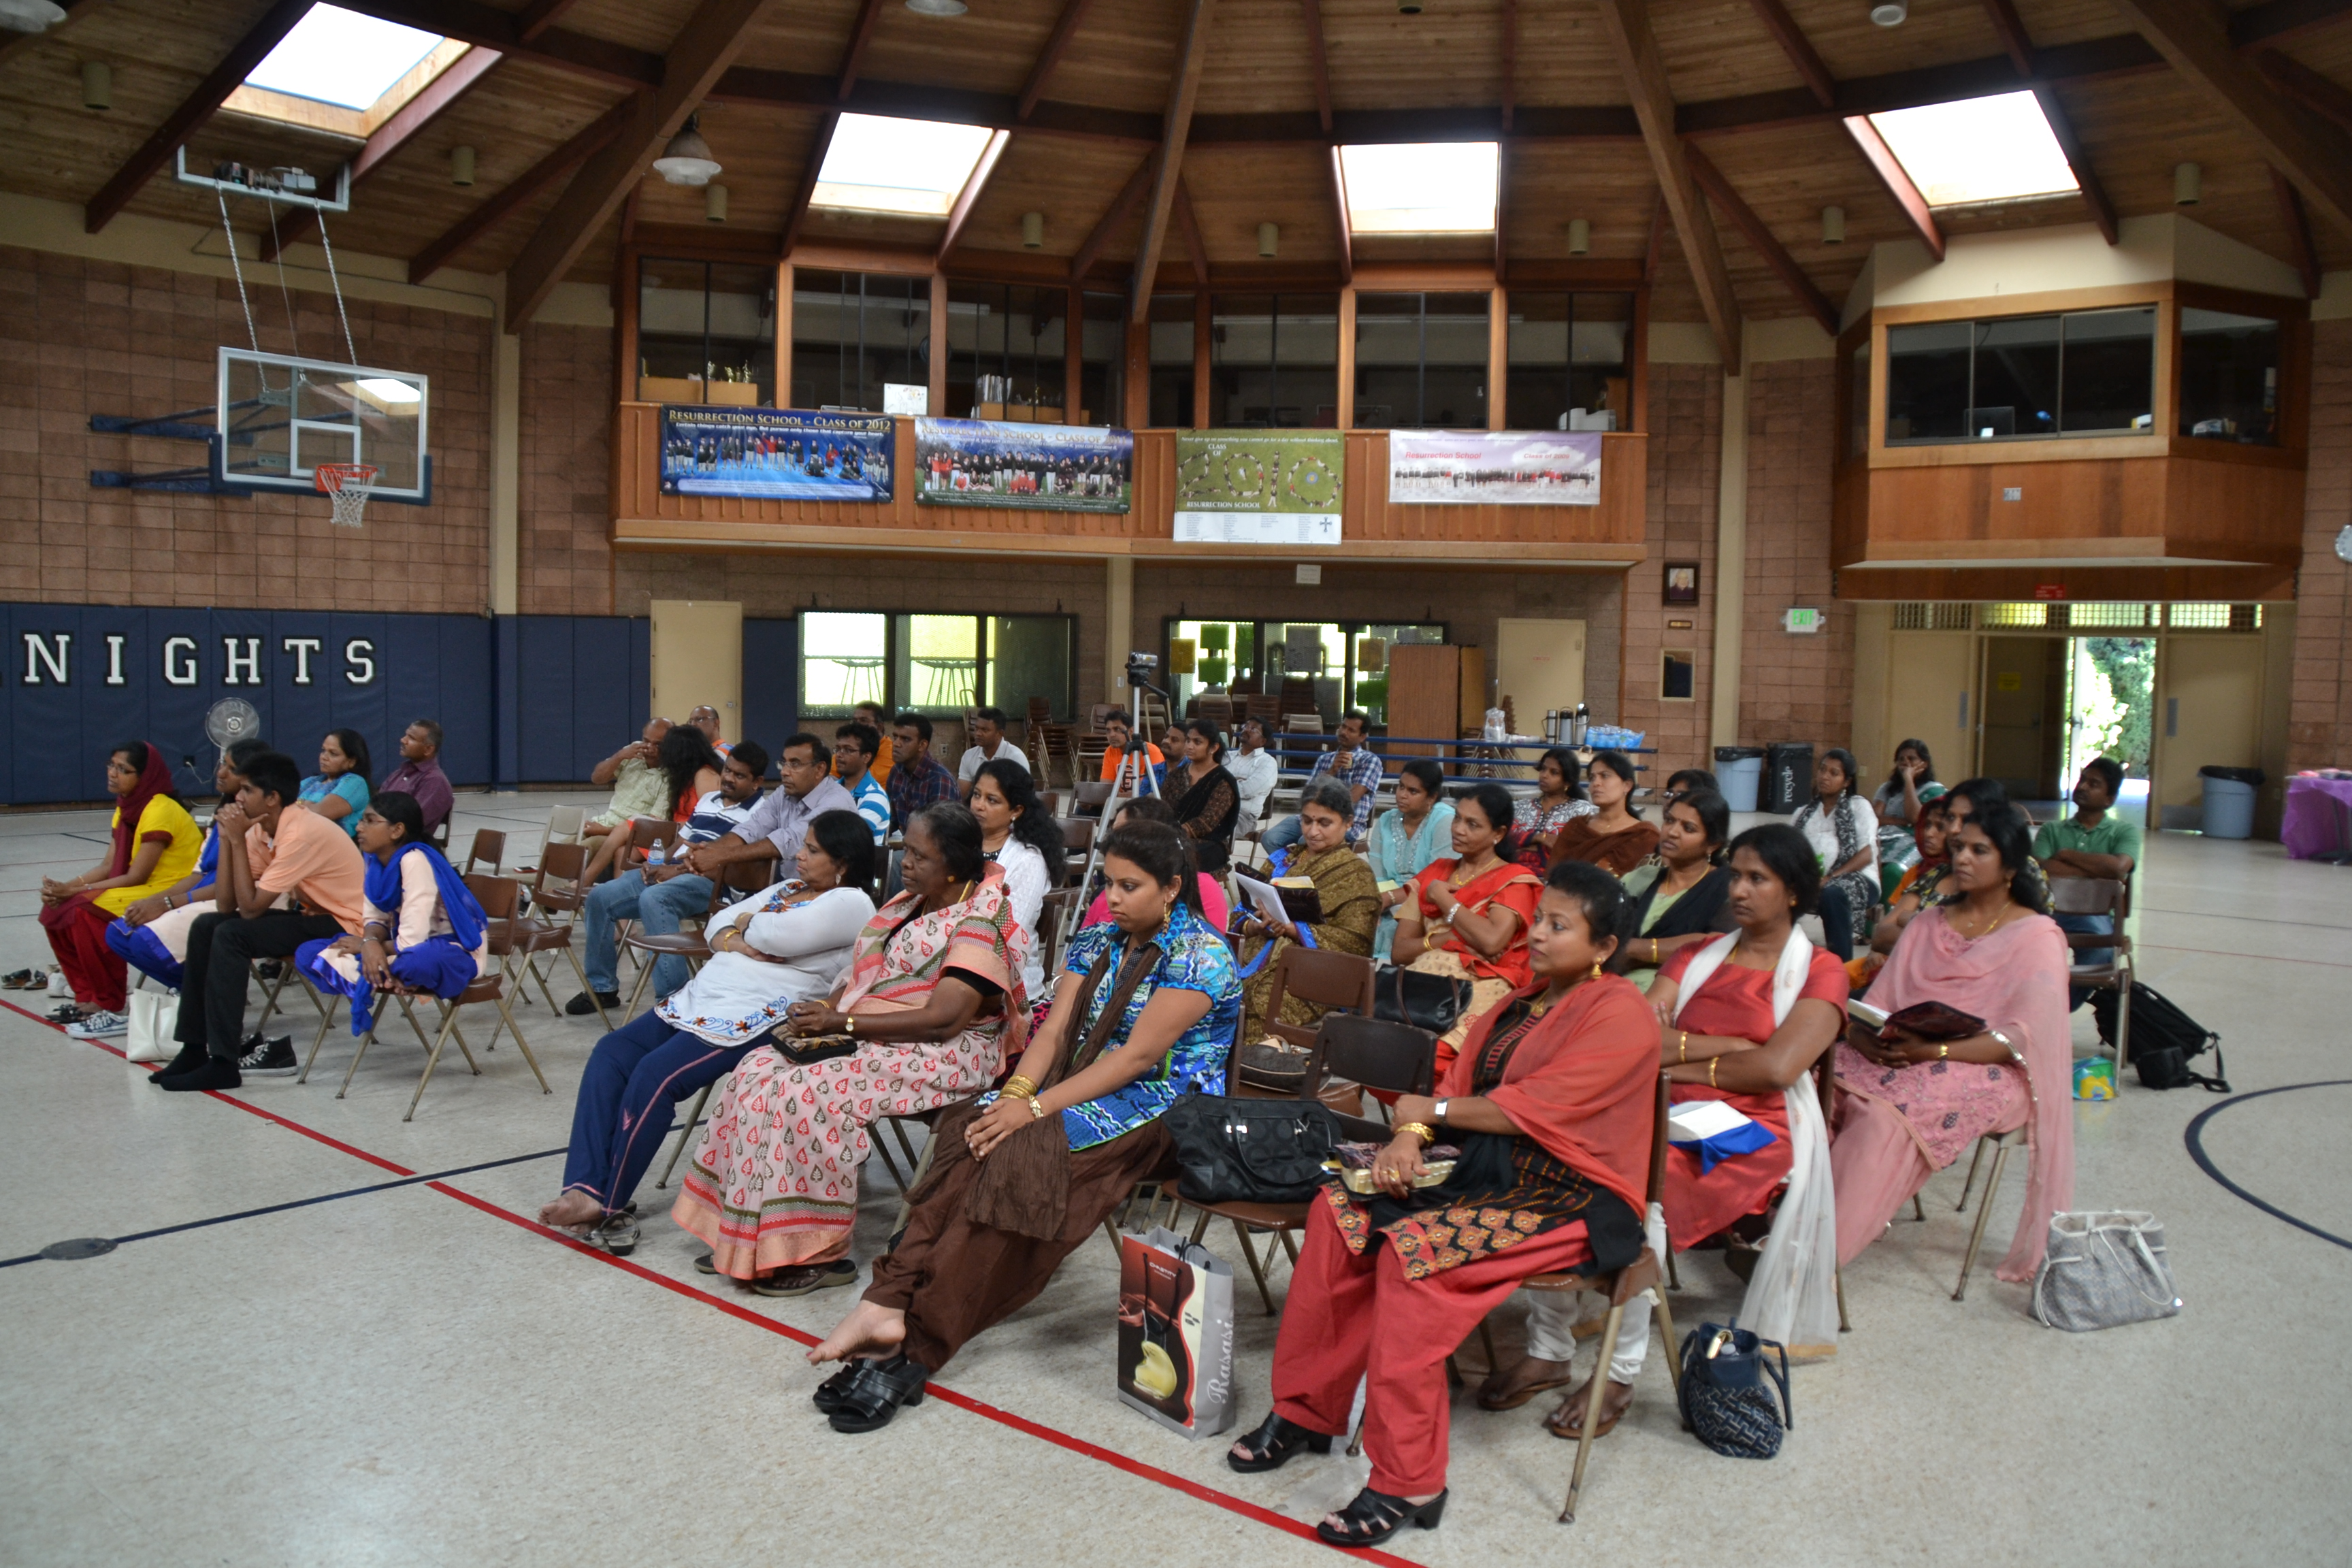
[1955,900,2013,939]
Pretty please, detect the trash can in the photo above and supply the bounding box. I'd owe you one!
[1763,742,1814,815]
[2198,766,2264,840]
[1714,747,1766,812]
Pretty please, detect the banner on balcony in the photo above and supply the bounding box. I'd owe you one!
[1386,429,1603,506]
[1173,430,1343,546]
[913,418,1133,513]
[657,406,896,502]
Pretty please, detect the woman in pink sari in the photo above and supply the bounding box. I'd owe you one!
[1831,803,2073,1282]
[671,804,1028,1294]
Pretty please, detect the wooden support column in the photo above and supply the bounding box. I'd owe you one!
[1335,287,1356,429]
[1712,367,1748,751]
[1066,283,1085,424]
[1192,291,1213,429]
[1125,313,1151,427]
[775,261,793,406]
[928,272,950,416]
[1488,286,1508,430]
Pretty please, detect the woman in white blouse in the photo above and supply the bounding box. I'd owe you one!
[538,809,879,1252]
[968,757,1066,1002]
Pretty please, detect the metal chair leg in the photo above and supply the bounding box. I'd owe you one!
[1912,1194,1927,1222]
[621,952,656,1022]
[2113,966,2134,1087]
[1561,1301,1627,1524]
[656,1081,715,1189]
[1957,1136,1990,1212]
[406,1003,462,1121]
[1835,1262,1850,1332]
[335,1021,382,1097]
[1188,1207,1212,1245]
[300,994,343,1083]
[1651,1284,1682,1403]
[502,992,550,1093]
[1276,1226,1300,1267]
[1953,1141,2016,1301]
[563,944,613,1030]
[1231,1218,1278,1316]
[1476,1319,1499,1377]
[1664,1244,1681,1291]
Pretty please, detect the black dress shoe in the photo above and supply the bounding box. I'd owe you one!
[1225,1410,1335,1473]
[828,1352,928,1433]
[157,1058,242,1092]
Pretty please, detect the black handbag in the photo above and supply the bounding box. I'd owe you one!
[1162,1093,1340,1205]
[2092,981,2230,1092]
[1371,964,1473,1034]
[1676,1319,1793,1459]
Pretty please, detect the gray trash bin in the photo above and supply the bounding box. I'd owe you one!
[2199,766,2263,840]
[1715,747,1765,812]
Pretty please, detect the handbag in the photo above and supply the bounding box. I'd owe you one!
[1234,1038,1313,1095]
[1676,1318,1793,1459]
[2031,1210,2181,1332]
[1372,964,1473,1034]
[1162,1092,1339,1205]
[124,990,178,1063]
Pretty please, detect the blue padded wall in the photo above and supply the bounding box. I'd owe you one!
[740,617,799,778]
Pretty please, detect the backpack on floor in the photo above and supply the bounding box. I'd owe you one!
[2092,981,2229,1093]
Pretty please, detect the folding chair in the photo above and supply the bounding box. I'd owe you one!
[1058,816,1096,857]
[2049,875,2133,1083]
[1947,1124,2031,1301]
[1036,885,1087,982]
[1071,781,1115,818]
[621,858,773,1020]
[461,829,506,875]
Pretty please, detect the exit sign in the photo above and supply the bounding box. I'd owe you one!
[1782,607,1824,634]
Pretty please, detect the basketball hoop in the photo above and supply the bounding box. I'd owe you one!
[316,462,378,527]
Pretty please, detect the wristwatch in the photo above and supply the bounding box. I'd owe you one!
[1433,1098,1450,1125]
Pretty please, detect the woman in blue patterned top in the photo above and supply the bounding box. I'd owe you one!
[804,819,1242,1433]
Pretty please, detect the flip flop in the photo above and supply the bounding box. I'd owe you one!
[1475,1360,1574,1411]
[1,968,39,990]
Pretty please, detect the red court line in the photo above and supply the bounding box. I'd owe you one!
[15,994,1412,1565]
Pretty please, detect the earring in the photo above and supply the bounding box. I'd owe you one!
[1589,960,1604,980]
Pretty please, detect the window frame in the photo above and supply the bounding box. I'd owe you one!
[798,610,1079,723]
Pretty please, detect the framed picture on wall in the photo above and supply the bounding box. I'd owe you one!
[1663,562,1700,605]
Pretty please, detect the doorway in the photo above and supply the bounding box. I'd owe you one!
[650,600,742,745]
[2061,637,2154,790]
[1494,618,1587,732]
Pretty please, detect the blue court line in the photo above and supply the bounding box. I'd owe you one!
[2183,1081,2352,1252]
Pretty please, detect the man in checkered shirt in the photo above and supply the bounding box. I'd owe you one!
[1260,710,1383,850]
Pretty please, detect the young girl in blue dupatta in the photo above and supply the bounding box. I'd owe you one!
[297,791,488,1035]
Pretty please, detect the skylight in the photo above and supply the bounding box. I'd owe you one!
[1865,91,2079,208]
[1338,142,1499,234]
[811,114,998,218]
[244,5,444,110]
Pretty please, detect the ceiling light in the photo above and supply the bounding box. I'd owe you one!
[1869,0,1906,24]
[449,144,474,186]
[2174,161,2201,205]
[1022,211,1043,248]
[1567,217,1590,255]
[653,114,720,186]
[1258,222,1279,258]
[0,0,70,30]
[705,182,728,223]
[1822,204,1846,244]
[81,59,110,111]
[1396,0,1422,12]
[904,0,967,14]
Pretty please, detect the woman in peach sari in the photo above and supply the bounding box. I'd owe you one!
[1390,782,1544,1079]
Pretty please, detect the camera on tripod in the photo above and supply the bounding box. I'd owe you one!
[1124,651,1159,689]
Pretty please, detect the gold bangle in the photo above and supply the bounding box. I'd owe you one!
[1003,1075,1039,1100]
[1398,1122,1437,1145]
[1938,1043,1949,1061]
[1651,938,1661,964]
[1708,1056,1719,1090]
[1678,1030,1688,1064]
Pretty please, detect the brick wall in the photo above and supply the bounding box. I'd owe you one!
[2289,318,2352,771]
[0,245,491,612]
[1620,363,1722,782]
[1738,356,1850,749]
[519,321,616,615]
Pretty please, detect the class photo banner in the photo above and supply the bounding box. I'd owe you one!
[1387,429,1603,506]
[1172,430,1343,546]
[658,406,896,502]
[913,417,1133,513]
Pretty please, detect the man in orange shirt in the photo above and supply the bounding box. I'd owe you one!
[152,750,365,1092]
[1096,710,1164,794]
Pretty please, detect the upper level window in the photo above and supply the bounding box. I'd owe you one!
[792,270,927,414]
[2178,308,2281,446]
[1865,92,2078,208]
[1147,294,1196,427]
[1356,293,1488,429]
[1212,294,1339,428]
[1505,292,1631,432]
[1884,307,2153,445]
[640,259,774,405]
[948,283,1066,420]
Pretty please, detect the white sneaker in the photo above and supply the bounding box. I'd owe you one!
[66,1011,129,1039]
[46,970,72,999]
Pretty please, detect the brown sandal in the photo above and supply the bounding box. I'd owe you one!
[1475,1356,1574,1411]
[1544,1377,1633,1440]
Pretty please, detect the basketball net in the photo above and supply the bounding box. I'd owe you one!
[316,462,378,527]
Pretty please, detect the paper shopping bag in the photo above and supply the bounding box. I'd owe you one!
[1115,1225,1236,1439]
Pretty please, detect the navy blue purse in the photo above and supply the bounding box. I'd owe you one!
[1676,1318,1793,1459]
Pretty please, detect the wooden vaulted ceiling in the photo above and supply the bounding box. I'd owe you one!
[4,0,2350,333]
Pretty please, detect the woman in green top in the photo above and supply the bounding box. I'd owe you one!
[1366,760,1456,962]
[1616,788,1735,991]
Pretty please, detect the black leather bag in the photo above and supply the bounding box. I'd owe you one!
[1371,964,1473,1034]
[2092,981,2230,1092]
[1676,1318,1793,1459]
[1162,1093,1341,1205]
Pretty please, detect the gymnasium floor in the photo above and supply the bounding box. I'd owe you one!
[3,791,2347,1566]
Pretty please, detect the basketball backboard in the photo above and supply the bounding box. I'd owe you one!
[214,348,430,502]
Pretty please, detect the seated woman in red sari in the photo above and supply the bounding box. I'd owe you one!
[1833,802,2072,1282]
[1390,782,1544,1080]
[1226,862,1655,1548]
[668,802,1028,1295]
[1498,823,1848,1433]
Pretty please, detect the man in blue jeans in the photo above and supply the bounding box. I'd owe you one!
[1261,710,1384,851]
[566,742,767,1015]
[2034,755,2139,1010]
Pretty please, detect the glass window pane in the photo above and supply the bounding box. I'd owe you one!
[1968,314,2058,438]
[1149,293,1196,427]
[640,260,775,406]
[1171,618,1256,710]
[800,612,889,715]
[1505,292,1628,432]
[1848,341,1869,458]
[1079,291,1125,428]
[791,270,925,412]
[896,615,981,714]
[948,283,1066,419]
[2178,307,2279,445]
[1348,622,1443,723]
[985,616,1074,720]
[2059,307,2154,434]
[1885,320,1971,443]
[1212,293,1339,428]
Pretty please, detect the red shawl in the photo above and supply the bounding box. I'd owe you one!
[1441,973,1658,1218]
[109,742,176,879]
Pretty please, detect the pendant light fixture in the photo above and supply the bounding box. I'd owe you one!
[653,114,721,186]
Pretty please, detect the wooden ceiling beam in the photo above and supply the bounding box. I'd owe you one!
[2258,50,2352,135]
[504,0,780,328]
[2271,166,2321,295]
[408,93,636,282]
[2033,85,2118,244]
[514,0,587,43]
[83,0,317,234]
[1743,0,1837,109]
[1501,0,1516,131]
[781,110,838,259]
[1300,0,1333,135]
[1684,142,1837,335]
[1643,194,1667,287]
[1328,145,1352,284]
[1173,174,1209,284]
[1017,0,1099,120]
[1068,151,1154,283]
[260,44,506,262]
[2108,0,2352,233]
[1595,0,1740,366]
[0,0,108,72]
[1842,114,1944,261]
[1977,0,2038,76]
[834,0,889,100]
[1128,0,1214,323]
[934,127,1011,262]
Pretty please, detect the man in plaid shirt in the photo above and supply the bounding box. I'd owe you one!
[886,711,961,830]
[1262,710,1384,850]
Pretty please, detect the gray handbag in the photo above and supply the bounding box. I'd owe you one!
[2030,1210,2181,1332]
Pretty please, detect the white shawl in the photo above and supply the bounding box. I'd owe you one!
[1671,929,1841,1360]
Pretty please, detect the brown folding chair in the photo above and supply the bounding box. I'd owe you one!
[1071,781,1115,817]
[1058,815,1096,855]
[461,828,506,875]
[1256,945,1378,1055]
[332,875,549,1120]
[621,857,775,1019]
[1036,885,1088,983]
[2048,875,2133,1083]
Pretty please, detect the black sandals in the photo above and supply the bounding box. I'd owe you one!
[1224,1411,1335,1473]
[827,1352,928,1433]
[811,1361,865,1414]
[1314,1486,1449,1547]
